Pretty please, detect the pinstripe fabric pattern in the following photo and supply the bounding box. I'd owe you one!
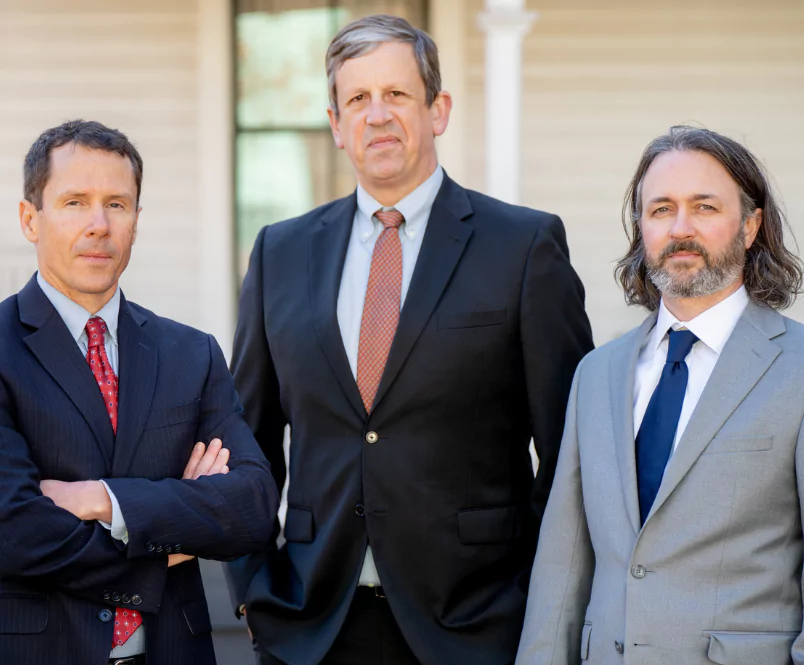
[0,275,279,665]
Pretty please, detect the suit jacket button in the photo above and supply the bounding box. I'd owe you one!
[631,564,646,579]
[156,545,163,553]
[165,545,173,553]
[146,542,155,552]
[103,590,111,600]
[111,592,121,602]
[131,595,142,606]
[365,431,378,444]
[615,641,624,654]
[98,609,114,622]
[174,544,182,553]
[355,504,365,517]
[122,594,131,604]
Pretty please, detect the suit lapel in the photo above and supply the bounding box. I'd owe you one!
[19,275,115,468]
[111,298,158,476]
[370,176,474,412]
[309,193,367,420]
[645,302,784,524]
[610,314,657,536]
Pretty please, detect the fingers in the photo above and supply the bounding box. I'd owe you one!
[182,442,206,479]
[194,438,223,477]
[207,445,230,476]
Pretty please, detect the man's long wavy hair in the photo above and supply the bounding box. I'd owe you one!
[615,125,803,311]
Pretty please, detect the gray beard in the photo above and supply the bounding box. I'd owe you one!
[646,231,745,299]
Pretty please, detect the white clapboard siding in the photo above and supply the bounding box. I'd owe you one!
[464,0,804,343]
[0,0,203,329]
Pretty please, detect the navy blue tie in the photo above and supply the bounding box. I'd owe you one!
[635,328,699,525]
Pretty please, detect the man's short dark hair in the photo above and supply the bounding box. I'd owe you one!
[24,119,144,210]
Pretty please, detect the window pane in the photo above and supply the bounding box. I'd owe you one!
[237,7,347,129]
[236,131,353,276]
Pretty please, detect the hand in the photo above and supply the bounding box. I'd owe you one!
[241,607,253,642]
[182,439,230,479]
[40,479,113,522]
[168,553,195,567]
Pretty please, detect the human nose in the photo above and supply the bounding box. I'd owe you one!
[86,204,111,236]
[669,207,695,239]
[366,98,391,126]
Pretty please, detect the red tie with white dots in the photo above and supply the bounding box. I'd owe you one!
[84,316,141,647]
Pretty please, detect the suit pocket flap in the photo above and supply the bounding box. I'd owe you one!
[438,308,506,330]
[144,399,201,430]
[182,599,212,636]
[580,623,592,660]
[457,506,519,544]
[706,630,798,664]
[0,596,49,634]
[284,506,314,543]
[704,436,773,455]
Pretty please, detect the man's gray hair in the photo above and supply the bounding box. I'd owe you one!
[325,14,441,116]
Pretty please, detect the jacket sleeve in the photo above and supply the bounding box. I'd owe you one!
[0,378,168,613]
[103,332,280,561]
[790,416,804,664]
[515,361,594,665]
[224,226,288,609]
[521,214,594,532]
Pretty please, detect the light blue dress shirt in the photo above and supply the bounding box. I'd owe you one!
[35,273,144,657]
[335,165,444,586]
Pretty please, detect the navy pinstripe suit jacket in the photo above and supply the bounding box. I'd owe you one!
[0,275,279,665]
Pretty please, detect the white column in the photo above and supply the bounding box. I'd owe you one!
[197,0,236,359]
[477,0,538,204]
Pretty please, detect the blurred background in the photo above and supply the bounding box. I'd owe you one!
[1,0,802,662]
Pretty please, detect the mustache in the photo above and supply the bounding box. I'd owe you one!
[657,240,711,264]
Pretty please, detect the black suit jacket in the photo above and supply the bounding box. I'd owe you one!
[226,175,594,665]
[0,276,279,665]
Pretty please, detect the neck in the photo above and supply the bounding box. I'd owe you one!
[39,270,116,315]
[662,279,743,322]
[359,160,438,208]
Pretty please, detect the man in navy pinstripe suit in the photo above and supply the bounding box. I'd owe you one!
[0,120,279,665]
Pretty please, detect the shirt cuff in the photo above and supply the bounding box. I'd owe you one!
[98,480,129,545]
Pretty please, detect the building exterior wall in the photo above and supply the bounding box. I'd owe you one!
[0,0,206,329]
[456,0,804,343]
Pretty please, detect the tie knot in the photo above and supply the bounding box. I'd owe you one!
[85,316,108,348]
[374,208,405,230]
[666,328,698,364]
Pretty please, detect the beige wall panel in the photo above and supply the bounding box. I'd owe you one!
[0,1,202,329]
[464,0,804,344]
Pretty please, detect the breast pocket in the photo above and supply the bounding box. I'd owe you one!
[144,399,201,430]
[702,436,773,455]
[437,307,506,330]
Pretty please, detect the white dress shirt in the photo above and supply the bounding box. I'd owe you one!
[633,285,749,452]
[37,273,144,657]
[336,164,444,586]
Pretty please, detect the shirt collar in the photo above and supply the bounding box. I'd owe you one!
[356,164,444,242]
[36,271,121,344]
[650,285,750,355]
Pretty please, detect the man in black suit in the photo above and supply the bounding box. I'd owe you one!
[0,120,279,665]
[226,14,593,665]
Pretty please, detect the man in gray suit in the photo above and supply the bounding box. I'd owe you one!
[515,125,804,665]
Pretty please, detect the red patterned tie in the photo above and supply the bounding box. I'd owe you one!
[84,317,141,647]
[357,209,404,413]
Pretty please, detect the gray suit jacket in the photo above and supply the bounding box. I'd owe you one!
[516,301,804,665]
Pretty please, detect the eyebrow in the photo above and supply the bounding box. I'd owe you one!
[646,193,721,205]
[59,190,133,200]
